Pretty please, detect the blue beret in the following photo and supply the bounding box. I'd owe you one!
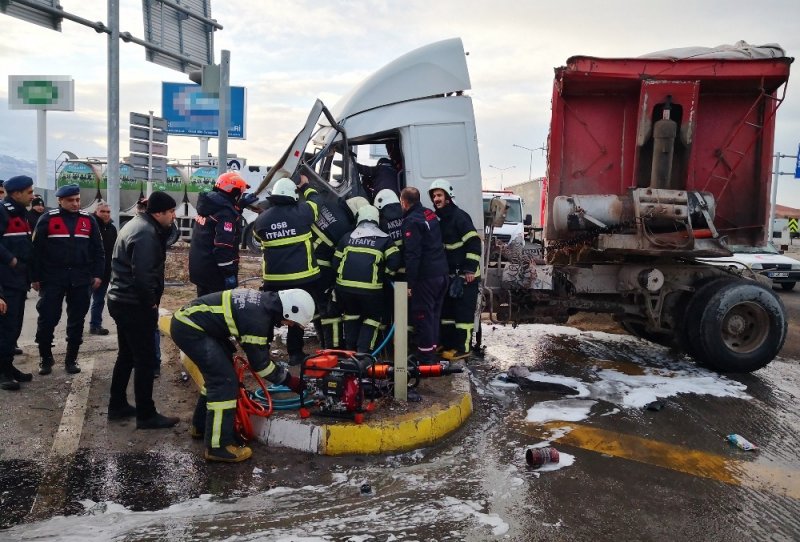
[4,175,34,193]
[56,183,81,197]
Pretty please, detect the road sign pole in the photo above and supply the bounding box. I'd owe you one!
[218,50,230,176]
[107,0,120,225]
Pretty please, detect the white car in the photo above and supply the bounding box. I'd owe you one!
[703,244,800,291]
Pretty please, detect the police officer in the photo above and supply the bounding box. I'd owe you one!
[170,288,311,462]
[303,177,359,349]
[31,183,104,375]
[429,179,482,360]
[400,187,448,364]
[0,175,35,390]
[333,205,401,353]
[253,176,324,364]
[189,171,257,296]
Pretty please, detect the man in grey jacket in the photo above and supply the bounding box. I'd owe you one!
[106,191,179,429]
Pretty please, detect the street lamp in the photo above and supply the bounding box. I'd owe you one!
[512,143,546,182]
[489,164,515,190]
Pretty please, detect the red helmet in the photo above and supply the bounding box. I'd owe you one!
[215,171,250,194]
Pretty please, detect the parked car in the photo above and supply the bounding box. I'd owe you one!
[702,244,800,291]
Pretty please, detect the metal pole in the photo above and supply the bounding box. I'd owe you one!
[769,153,783,244]
[393,282,408,401]
[199,137,209,162]
[107,0,120,225]
[36,110,48,195]
[217,50,230,174]
[146,110,154,197]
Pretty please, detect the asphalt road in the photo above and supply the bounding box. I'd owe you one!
[0,281,798,540]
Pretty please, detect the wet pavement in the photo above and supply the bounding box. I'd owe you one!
[2,308,799,541]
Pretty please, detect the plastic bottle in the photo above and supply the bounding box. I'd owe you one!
[526,446,560,468]
[726,434,757,451]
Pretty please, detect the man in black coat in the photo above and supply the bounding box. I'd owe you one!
[0,175,35,390]
[106,191,179,430]
[88,201,117,335]
[189,172,254,296]
[400,187,448,364]
[31,183,105,376]
[25,195,46,230]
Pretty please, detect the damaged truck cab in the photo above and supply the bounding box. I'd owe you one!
[258,38,791,373]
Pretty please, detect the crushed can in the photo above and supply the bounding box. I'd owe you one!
[726,434,758,451]
[526,446,560,468]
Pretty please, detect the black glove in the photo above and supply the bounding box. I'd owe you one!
[238,192,259,208]
[284,374,305,394]
[448,275,465,299]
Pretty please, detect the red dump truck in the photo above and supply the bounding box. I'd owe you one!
[259,39,791,373]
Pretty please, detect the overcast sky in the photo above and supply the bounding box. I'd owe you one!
[2,0,800,203]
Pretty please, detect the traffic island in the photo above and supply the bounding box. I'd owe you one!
[158,314,473,456]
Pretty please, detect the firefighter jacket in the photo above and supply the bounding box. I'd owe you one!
[107,213,169,307]
[436,202,482,277]
[306,190,355,270]
[253,188,320,286]
[189,191,242,291]
[333,221,401,294]
[378,201,405,280]
[356,161,401,200]
[0,197,33,293]
[31,207,104,287]
[401,202,447,285]
[172,288,290,386]
[95,217,118,284]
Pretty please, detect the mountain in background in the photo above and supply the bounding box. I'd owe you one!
[0,154,56,183]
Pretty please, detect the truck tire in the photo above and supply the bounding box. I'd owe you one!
[688,280,786,373]
[243,222,261,253]
[619,321,673,348]
[780,281,795,291]
[166,223,180,247]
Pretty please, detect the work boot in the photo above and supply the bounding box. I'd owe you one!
[137,412,180,430]
[189,425,204,439]
[0,371,20,391]
[441,350,469,361]
[10,364,33,383]
[204,444,253,463]
[89,327,110,336]
[107,403,137,420]
[65,343,81,374]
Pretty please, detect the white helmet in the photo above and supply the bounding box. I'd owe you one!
[346,196,370,216]
[278,289,315,327]
[357,205,380,224]
[428,178,455,201]
[374,189,399,210]
[270,177,298,200]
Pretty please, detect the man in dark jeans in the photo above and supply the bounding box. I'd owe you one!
[106,191,179,429]
[88,201,117,335]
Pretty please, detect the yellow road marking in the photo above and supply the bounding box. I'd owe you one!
[518,421,800,499]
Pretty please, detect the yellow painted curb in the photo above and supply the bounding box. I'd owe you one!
[159,311,473,455]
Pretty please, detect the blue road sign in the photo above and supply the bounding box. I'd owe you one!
[162,82,246,139]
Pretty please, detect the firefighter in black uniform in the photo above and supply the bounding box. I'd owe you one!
[171,288,312,462]
[253,176,324,365]
[0,175,35,390]
[189,171,256,296]
[400,187,448,364]
[31,183,104,375]
[429,179,482,360]
[357,157,401,202]
[333,205,401,353]
[374,188,406,331]
[302,176,360,348]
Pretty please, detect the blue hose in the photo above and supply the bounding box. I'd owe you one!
[371,324,395,357]
[253,386,307,410]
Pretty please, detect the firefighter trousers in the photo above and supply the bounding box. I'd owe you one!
[337,290,385,354]
[440,278,480,353]
[170,319,238,449]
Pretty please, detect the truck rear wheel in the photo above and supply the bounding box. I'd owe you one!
[619,320,673,348]
[243,222,261,253]
[686,279,786,373]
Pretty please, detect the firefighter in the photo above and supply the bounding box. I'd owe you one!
[302,176,360,348]
[357,157,401,202]
[429,179,482,360]
[333,205,401,353]
[189,171,257,296]
[0,175,35,390]
[400,187,448,364]
[253,176,324,365]
[170,288,312,462]
[31,183,104,375]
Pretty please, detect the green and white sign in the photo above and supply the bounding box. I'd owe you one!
[8,75,74,111]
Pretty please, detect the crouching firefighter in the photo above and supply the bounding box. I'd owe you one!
[170,288,313,462]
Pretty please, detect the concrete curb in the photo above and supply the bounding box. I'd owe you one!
[158,313,473,455]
